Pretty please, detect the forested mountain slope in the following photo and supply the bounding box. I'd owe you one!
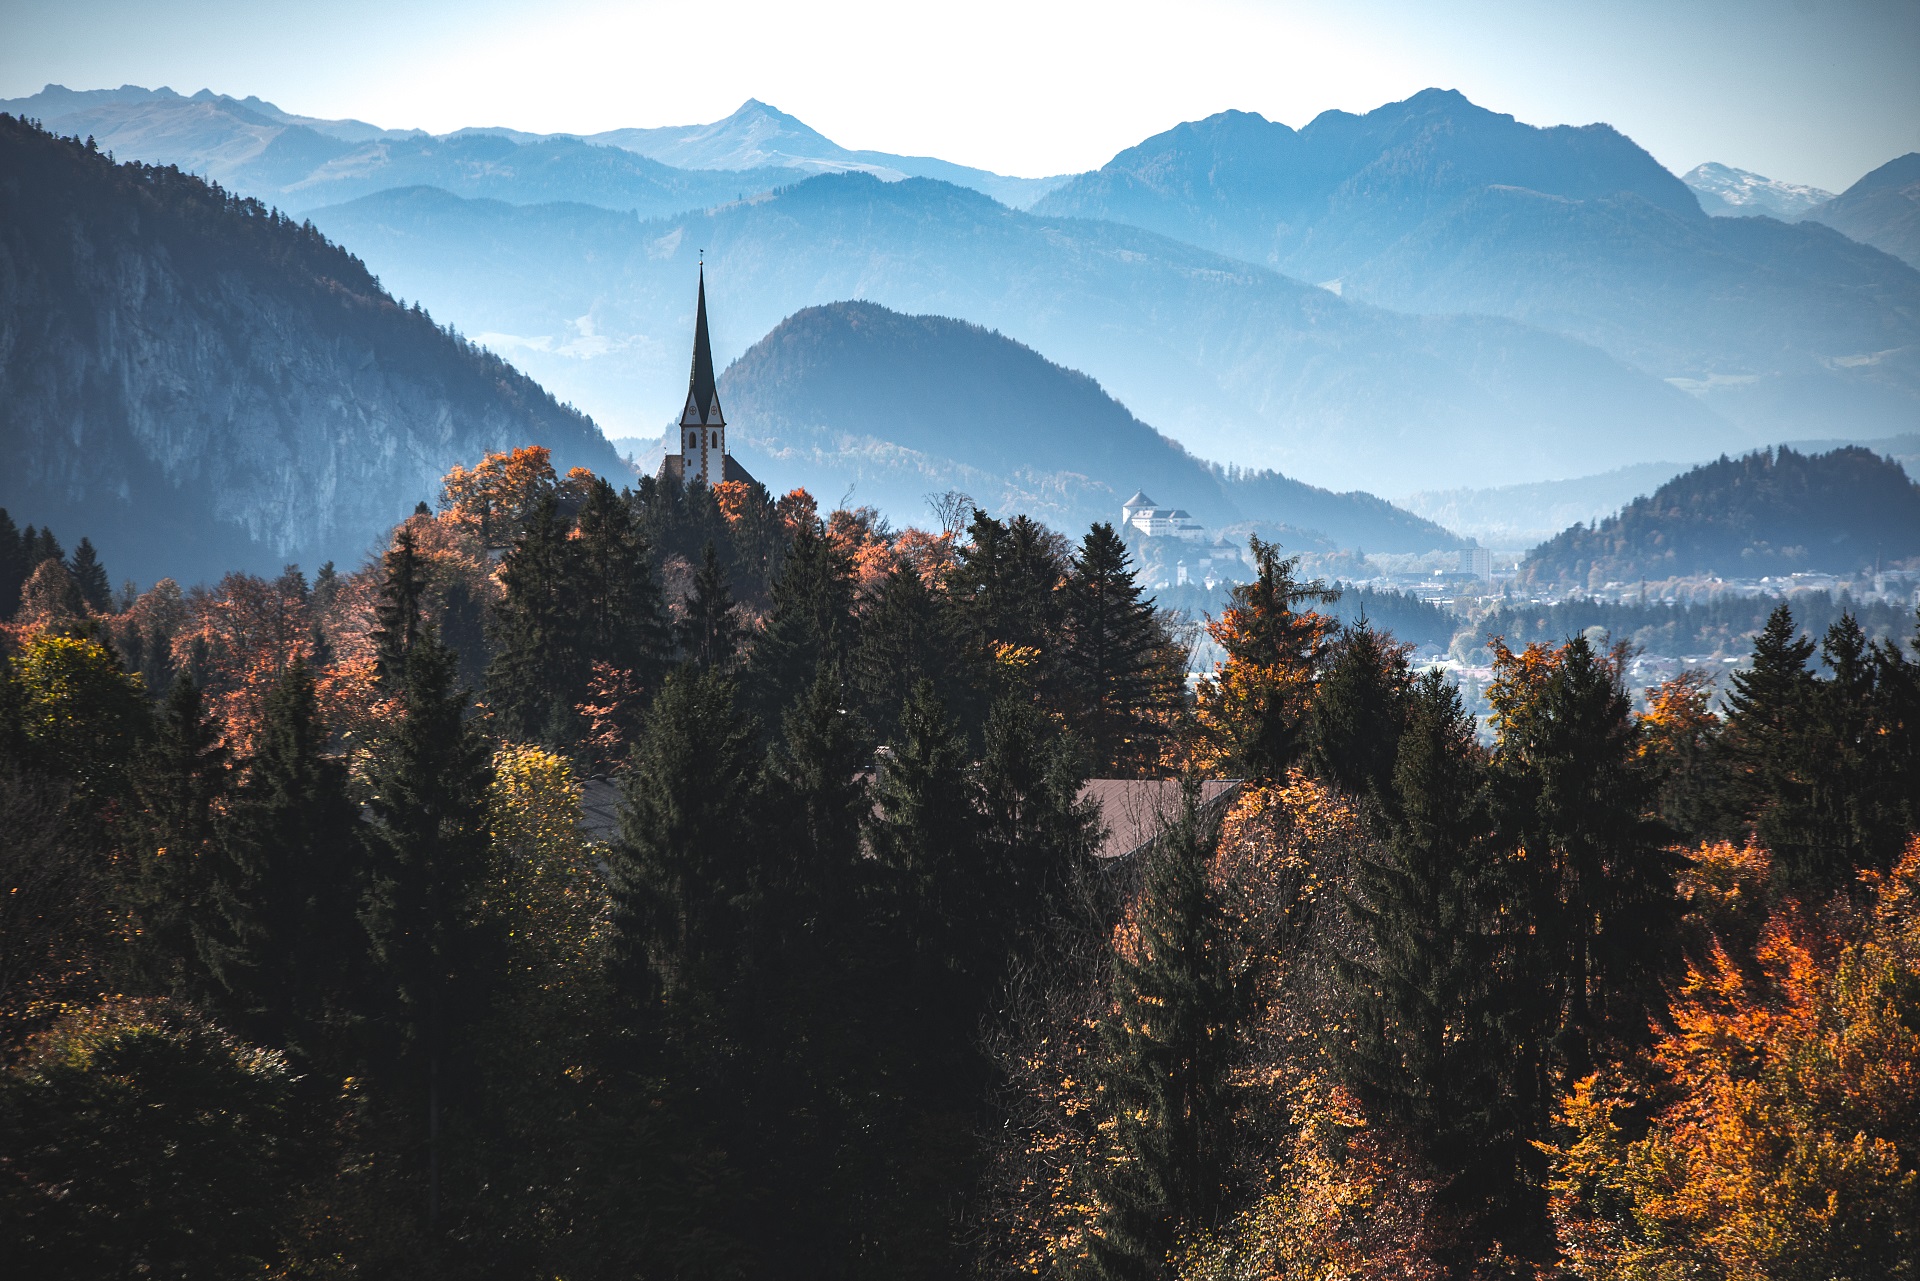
[308,174,1738,493]
[1519,446,1920,586]
[0,115,619,583]
[718,301,1462,550]
[1036,90,1920,441]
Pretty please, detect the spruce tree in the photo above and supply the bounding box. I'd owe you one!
[976,693,1098,962]
[574,477,670,690]
[203,659,367,1065]
[487,491,584,745]
[372,526,427,687]
[748,521,855,725]
[1337,672,1537,1257]
[1061,523,1179,774]
[0,508,25,622]
[950,510,1068,680]
[1493,636,1673,1074]
[67,538,110,614]
[1087,786,1243,1280]
[1721,605,1819,892]
[360,629,496,1233]
[122,675,230,997]
[1309,621,1413,799]
[609,667,762,1023]
[852,562,969,743]
[680,541,742,672]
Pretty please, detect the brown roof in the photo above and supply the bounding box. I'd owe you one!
[1079,778,1244,860]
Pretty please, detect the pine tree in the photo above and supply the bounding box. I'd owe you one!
[680,541,742,671]
[1337,671,1539,1258]
[1721,605,1820,893]
[1309,621,1413,799]
[203,659,367,1065]
[122,675,230,997]
[487,491,584,745]
[360,629,496,1233]
[67,538,110,614]
[1087,786,1243,1279]
[1061,523,1180,774]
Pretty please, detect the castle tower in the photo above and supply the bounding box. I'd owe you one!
[676,264,726,487]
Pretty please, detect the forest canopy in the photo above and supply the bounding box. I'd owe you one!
[2,448,1917,1280]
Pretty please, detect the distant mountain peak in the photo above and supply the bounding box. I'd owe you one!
[1682,161,1832,220]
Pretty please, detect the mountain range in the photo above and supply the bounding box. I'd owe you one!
[0,116,619,584]
[712,300,1460,551]
[1034,91,1920,445]
[0,86,1062,214]
[306,173,1740,495]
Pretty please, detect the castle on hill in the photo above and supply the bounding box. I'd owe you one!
[660,265,757,490]
[1121,490,1206,541]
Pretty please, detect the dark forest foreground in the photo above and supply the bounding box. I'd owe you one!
[2,449,1916,1279]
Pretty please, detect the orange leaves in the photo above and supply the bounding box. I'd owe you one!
[438,445,558,550]
[1545,838,1920,1276]
[169,570,316,756]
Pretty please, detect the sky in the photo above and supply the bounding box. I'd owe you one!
[3,0,1916,191]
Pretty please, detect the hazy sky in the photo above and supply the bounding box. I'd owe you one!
[3,0,1915,191]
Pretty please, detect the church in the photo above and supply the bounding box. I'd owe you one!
[659,265,757,489]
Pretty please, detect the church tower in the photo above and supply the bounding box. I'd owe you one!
[675,264,727,487]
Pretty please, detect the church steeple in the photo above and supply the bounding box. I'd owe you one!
[681,263,723,430]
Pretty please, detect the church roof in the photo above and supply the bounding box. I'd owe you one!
[1123,490,1154,508]
[681,265,724,427]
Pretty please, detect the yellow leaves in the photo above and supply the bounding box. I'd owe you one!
[1545,837,1920,1277]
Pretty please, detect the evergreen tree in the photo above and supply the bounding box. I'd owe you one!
[360,629,496,1234]
[949,510,1067,679]
[1309,621,1413,799]
[680,541,742,672]
[487,492,584,745]
[976,693,1098,963]
[1492,637,1674,1076]
[0,509,29,622]
[852,562,969,744]
[1194,536,1338,782]
[372,526,428,687]
[203,659,367,1065]
[1721,605,1820,893]
[1061,523,1180,774]
[609,667,762,1024]
[870,680,984,993]
[1337,672,1539,1258]
[67,538,110,614]
[1087,786,1243,1280]
[122,675,230,997]
[27,526,63,571]
[748,521,855,724]
[573,477,670,690]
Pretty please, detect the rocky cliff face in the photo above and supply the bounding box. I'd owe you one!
[0,115,619,583]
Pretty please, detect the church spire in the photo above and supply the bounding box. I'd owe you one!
[683,262,722,426]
